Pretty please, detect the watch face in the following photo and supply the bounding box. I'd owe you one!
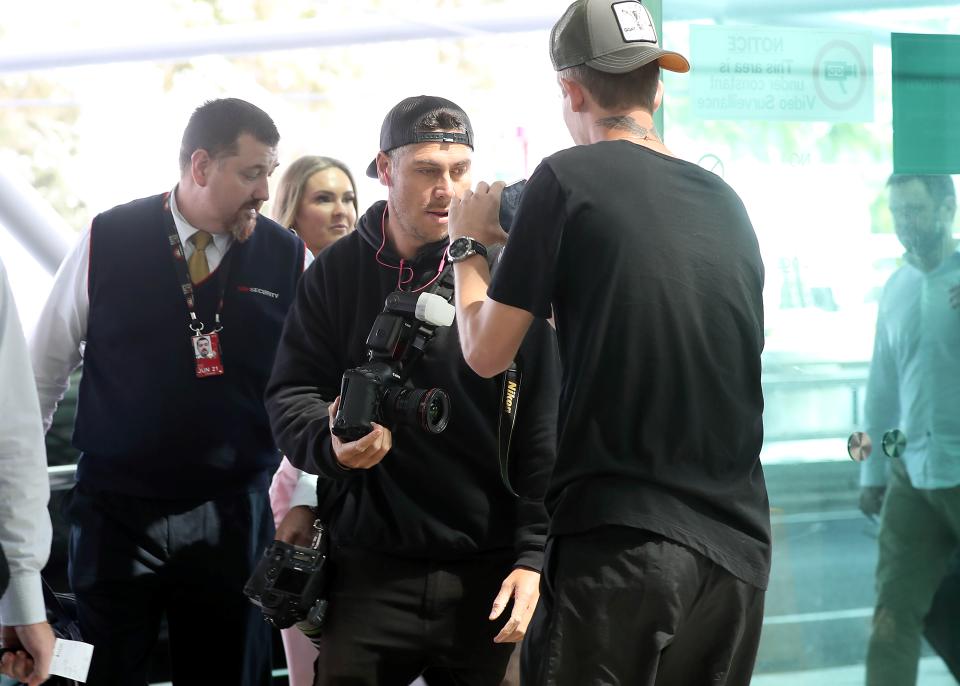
[449,237,470,259]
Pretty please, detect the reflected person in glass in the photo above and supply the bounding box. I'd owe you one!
[860,174,960,686]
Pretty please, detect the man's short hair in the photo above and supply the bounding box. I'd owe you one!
[366,95,473,177]
[560,61,661,112]
[416,109,467,135]
[386,110,469,167]
[179,98,280,174]
[887,174,957,209]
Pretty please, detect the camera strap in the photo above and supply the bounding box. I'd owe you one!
[425,258,524,498]
[390,255,524,497]
[397,263,458,378]
[498,362,522,497]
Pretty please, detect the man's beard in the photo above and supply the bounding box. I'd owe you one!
[228,203,261,242]
[899,223,944,260]
[392,198,448,245]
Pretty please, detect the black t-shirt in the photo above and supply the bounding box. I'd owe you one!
[489,140,771,588]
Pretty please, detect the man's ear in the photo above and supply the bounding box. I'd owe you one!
[940,195,957,228]
[376,151,392,187]
[191,149,212,187]
[652,79,664,113]
[560,78,587,113]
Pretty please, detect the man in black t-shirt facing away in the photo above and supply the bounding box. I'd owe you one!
[447,1,771,684]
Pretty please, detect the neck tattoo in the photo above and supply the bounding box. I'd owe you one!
[597,116,659,142]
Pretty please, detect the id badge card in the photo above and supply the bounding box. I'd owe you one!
[192,332,225,377]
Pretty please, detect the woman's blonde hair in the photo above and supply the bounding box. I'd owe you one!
[273,155,359,230]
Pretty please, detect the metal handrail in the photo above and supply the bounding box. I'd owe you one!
[44,364,872,488]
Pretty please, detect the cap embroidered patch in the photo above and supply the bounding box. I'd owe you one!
[612,2,658,44]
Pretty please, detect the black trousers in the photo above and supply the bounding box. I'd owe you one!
[522,526,765,686]
[65,482,274,686]
[925,550,960,680]
[313,547,517,686]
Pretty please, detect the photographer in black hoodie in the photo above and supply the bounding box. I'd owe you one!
[265,95,560,685]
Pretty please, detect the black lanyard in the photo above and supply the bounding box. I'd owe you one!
[163,204,233,335]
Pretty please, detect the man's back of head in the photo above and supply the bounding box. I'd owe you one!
[551,0,688,112]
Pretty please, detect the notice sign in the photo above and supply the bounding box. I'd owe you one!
[691,25,874,122]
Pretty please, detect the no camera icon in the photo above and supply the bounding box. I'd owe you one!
[813,40,868,111]
[823,61,859,94]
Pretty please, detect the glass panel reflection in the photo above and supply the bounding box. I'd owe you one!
[668,7,959,684]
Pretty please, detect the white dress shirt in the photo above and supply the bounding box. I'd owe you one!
[30,186,312,429]
[0,256,52,626]
[861,250,960,489]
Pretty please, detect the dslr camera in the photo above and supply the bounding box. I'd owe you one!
[499,179,526,232]
[332,290,455,442]
[244,520,329,637]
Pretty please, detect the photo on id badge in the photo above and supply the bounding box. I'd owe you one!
[193,332,224,377]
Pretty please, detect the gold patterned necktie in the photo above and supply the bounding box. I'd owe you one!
[188,232,212,284]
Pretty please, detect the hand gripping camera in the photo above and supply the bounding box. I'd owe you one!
[332,290,456,442]
[244,520,329,638]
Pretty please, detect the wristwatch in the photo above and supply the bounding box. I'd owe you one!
[447,237,488,263]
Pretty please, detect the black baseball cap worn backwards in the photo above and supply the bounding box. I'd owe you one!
[551,0,690,75]
[365,95,475,178]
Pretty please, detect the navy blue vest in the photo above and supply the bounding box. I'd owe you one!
[74,193,303,498]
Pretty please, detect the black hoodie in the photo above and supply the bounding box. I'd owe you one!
[265,201,560,569]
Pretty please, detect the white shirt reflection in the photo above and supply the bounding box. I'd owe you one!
[862,248,960,488]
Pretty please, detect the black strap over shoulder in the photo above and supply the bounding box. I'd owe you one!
[485,245,524,498]
[498,362,522,497]
[396,263,457,381]
[426,258,524,498]
[393,255,527,498]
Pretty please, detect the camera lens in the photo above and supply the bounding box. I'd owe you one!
[418,388,450,434]
[382,386,450,434]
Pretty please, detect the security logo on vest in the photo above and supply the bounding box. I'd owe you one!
[237,286,280,299]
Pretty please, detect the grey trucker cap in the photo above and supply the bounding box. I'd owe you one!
[551,0,690,74]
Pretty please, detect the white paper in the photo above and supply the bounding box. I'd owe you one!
[49,638,93,682]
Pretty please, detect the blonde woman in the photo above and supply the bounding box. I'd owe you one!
[273,156,358,256]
